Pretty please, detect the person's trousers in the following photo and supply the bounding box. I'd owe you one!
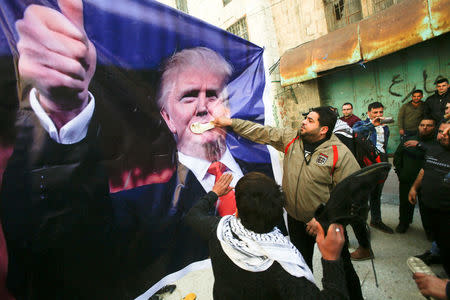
[418,196,433,240]
[350,197,371,249]
[399,182,415,225]
[369,182,384,222]
[419,205,450,276]
[370,154,388,223]
[288,215,363,300]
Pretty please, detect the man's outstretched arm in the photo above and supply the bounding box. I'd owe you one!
[213,116,297,153]
[16,0,96,130]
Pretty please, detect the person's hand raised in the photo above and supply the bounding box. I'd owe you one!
[306,217,319,236]
[371,117,383,127]
[316,223,345,261]
[16,0,96,113]
[404,140,419,148]
[212,173,234,197]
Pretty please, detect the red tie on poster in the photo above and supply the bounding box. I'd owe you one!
[207,161,236,216]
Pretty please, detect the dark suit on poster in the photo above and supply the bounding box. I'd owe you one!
[0,104,274,299]
[0,107,123,299]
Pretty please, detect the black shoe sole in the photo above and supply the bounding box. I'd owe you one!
[370,223,394,234]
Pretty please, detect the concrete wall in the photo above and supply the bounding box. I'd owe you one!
[269,0,405,56]
[269,0,328,56]
[274,80,322,128]
[170,0,280,70]
[267,0,327,127]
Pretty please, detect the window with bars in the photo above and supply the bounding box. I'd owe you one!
[176,0,188,13]
[372,0,404,14]
[323,0,363,32]
[223,0,232,6]
[226,17,249,40]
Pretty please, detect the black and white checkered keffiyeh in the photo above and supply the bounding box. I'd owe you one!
[333,119,353,138]
[217,215,315,283]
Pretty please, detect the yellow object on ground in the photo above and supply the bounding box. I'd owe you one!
[183,292,197,300]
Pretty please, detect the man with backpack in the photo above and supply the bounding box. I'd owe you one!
[351,102,393,259]
[214,107,364,300]
[331,112,374,263]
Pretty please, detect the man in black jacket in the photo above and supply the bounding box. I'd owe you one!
[424,78,449,123]
[393,118,435,233]
[187,172,349,300]
[409,120,450,276]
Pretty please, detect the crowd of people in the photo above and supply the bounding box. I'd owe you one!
[335,79,450,299]
[0,0,449,299]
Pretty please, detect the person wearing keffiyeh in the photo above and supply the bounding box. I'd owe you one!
[186,172,349,300]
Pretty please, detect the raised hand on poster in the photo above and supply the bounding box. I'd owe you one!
[16,0,96,122]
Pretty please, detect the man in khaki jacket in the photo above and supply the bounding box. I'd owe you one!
[214,106,363,300]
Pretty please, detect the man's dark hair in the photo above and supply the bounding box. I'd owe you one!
[342,102,353,108]
[368,102,384,112]
[412,89,423,95]
[311,106,337,139]
[327,106,339,117]
[420,117,436,125]
[235,172,285,233]
[435,78,449,85]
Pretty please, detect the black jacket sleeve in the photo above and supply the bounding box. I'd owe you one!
[186,191,221,240]
[393,143,403,174]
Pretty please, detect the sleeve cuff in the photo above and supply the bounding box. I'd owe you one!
[29,88,95,144]
[206,191,219,204]
[231,118,241,128]
[321,257,344,274]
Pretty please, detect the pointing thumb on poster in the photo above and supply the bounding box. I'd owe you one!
[58,0,85,31]
[16,0,96,124]
[56,0,97,109]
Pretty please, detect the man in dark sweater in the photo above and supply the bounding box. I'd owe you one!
[398,89,425,139]
[187,172,349,300]
[424,78,449,123]
[393,118,436,233]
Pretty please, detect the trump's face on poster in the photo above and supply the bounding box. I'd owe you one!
[159,48,232,162]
